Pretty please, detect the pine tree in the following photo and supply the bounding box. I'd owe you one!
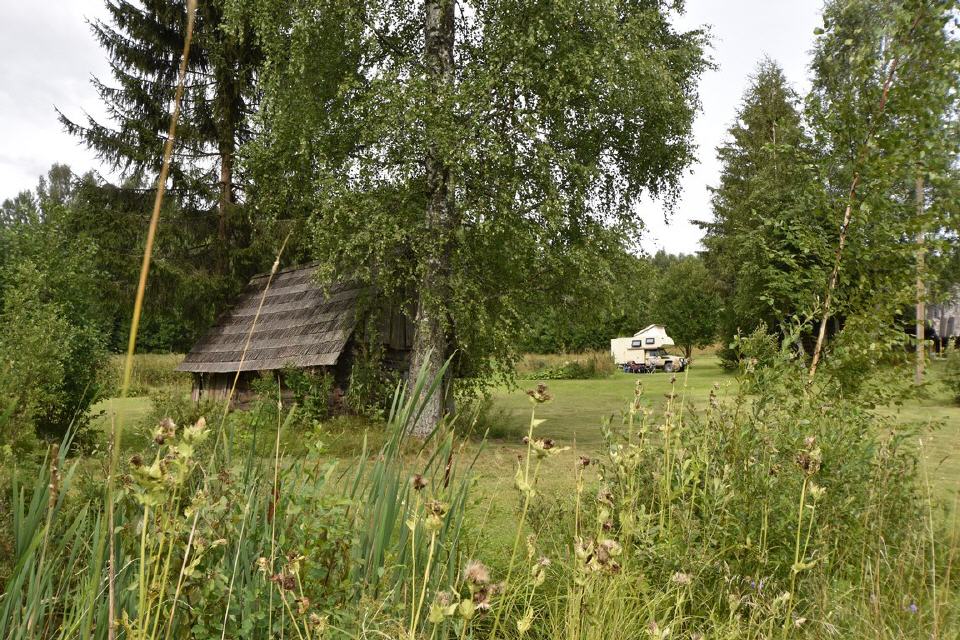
[58,0,261,275]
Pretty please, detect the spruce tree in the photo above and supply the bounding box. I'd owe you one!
[699,60,826,360]
[58,0,260,275]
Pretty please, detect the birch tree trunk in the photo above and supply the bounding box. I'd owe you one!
[915,173,925,385]
[409,0,455,437]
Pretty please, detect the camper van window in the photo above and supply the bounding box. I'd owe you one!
[631,339,642,348]
[645,338,655,345]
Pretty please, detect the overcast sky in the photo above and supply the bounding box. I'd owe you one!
[0,1,822,254]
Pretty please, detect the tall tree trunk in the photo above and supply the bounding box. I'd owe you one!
[217,143,233,275]
[408,0,455,437]
[915,173,925,385]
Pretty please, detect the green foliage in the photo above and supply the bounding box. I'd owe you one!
[344,342,402,421]
[0,173,110,446]
[652,255,720,358]
[945,349,960,404]
[700,60,829,362]
[515,352,616,380]
[235,0,710,394]
[281,366,335,423]
[99,354,190,397]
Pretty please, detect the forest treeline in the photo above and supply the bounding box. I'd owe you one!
[1,0,959,442]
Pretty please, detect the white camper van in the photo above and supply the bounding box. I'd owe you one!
[610,324,688,373]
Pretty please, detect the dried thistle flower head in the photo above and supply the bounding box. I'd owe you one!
[671,571,692,586]
[526,383,552,404]
[154,418,177,445]
[270,572,296,591]
[296,596,311,615]
[795,447,822,476]
[577,455,591,469]
[412,474,427,492]
[531,438,569,458]
[463,559,491,586]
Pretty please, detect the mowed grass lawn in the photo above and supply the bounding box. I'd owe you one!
[91,354,959,502]
[482,356,960,499]
[489,355,732,446]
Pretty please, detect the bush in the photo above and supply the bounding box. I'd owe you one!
[282,366,335,423]
[945,348,960,404]
[0,262,106,447]
[452,393,521,440]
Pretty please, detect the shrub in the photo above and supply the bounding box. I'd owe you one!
[452,393,521,440]
[945,348,960,404]
[0,262,106,447]
[282,366,335,423]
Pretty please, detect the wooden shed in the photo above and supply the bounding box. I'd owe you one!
[176,262,413,404]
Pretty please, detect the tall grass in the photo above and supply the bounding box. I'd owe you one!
[99,354,189,396]
[515,351,615,380]
[0,357,480,639]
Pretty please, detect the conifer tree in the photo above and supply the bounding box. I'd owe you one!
[700,60,826,360]
[58,0,260,275]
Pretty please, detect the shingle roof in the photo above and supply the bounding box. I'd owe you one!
[176,263,362,373]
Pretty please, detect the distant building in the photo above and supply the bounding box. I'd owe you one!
[176,262,413,404]
[928,286,960,340]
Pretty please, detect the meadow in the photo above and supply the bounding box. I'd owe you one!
[3,348,957,639]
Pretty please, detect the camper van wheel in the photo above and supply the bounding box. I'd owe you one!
[664,362,675,373]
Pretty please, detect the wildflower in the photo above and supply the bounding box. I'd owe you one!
[531,437,569,458]
[473,585,494,612]
[463,559,491,586]
[809,483,826,502]
[458,598,476,620]
[308,613,326,632]
[296,596,311,615]
[129,454,143,468]
[647,620,670,639]
[153,418,176,445]
[906,602,918,614]
[256,557,269,573]
[526,383,552,404]
[531,556,550,586]
[425,499,448,532]
[517,606,534,635]
[795,447,822,476]
[270,572,296,591]
[577,455,591,468]
[596,486,614,505]
[671,571,692,586]
[596,539,622,564]
[412,473,427,492]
